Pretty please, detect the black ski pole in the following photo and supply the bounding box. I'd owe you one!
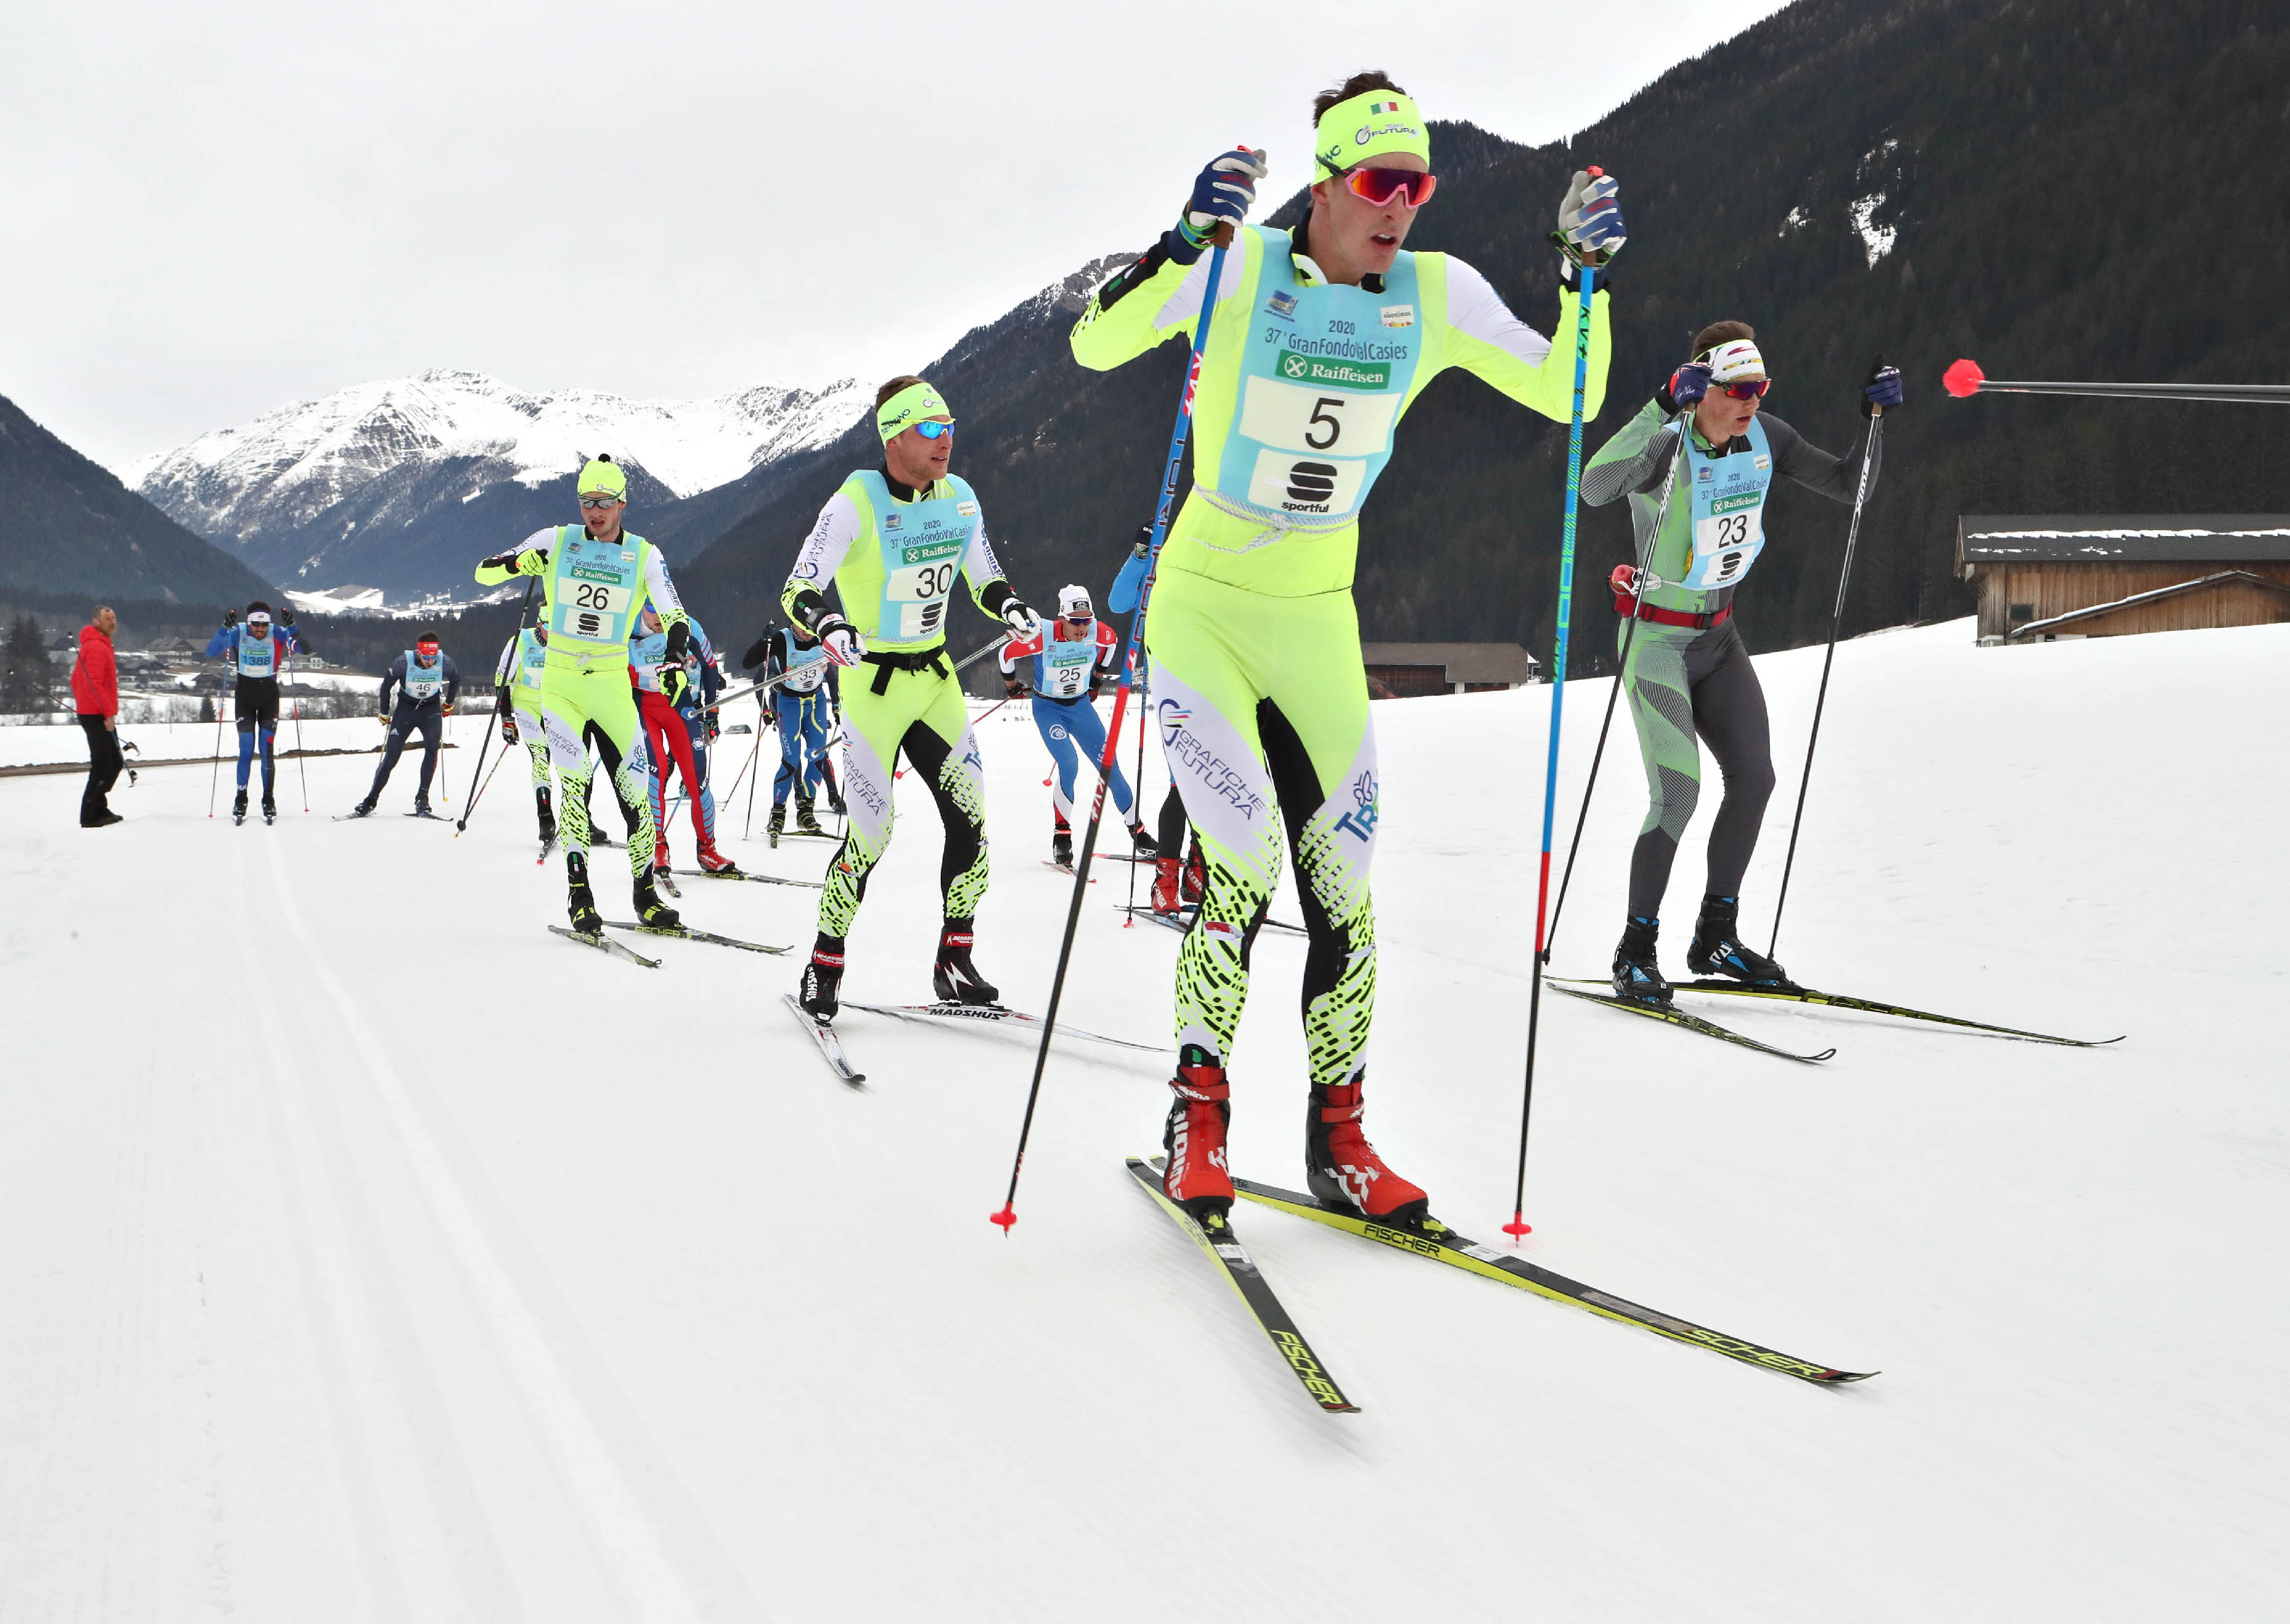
[1768,395,1885,957]
[456,579,535,833]
[287,646,310,813]
[990,209,1247,1235]
[206,658,227,818]
[1124,662,1150,915]
[1541,406,1691,960]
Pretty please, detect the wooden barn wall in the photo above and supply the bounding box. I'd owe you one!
[1971,562,2290,639]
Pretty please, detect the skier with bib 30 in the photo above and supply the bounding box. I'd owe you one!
[1000,584,1155,866]
[1070,71,1622,1226]
[1583,323,1900,1004]
[203,601,306,824]
[494,621,558,850]
[780,376,1039,1021]
[473,454,685,935]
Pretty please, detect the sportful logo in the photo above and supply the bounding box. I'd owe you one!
[1332,770,1380,843]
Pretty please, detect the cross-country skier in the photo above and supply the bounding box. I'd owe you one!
[1109,527,1205,915]
[1069,71,1621,1226]
[780,375,1039,1021]
[1583,322,1900,1003]
[473,454,683,933]
[203,601,307,824]
[1000,584,1155,866]
[352,632,459,816]
[743,621,840,838]
[494,621,558,850]
[631,605,737,875]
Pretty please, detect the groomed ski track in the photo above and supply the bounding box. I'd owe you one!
[2,619,2284,1620]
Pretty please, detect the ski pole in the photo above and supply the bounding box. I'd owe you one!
[462,736,513,827]
[456,582,536,832]
[1505,255,1601,1244]
[992,207,1246,1234]
[206,659,227,818]
[742,693,766,838]
[1125,662,1151,915]
[1942,358,2290,405]
[1541,406,1692,959]
[1768,396,1885,957]
[287,648,310,811]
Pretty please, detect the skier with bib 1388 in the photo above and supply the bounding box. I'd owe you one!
[203,601,307,824]
[999,583,1156,868]
[781,376,1039,1023]
[473,454,685,936]
[352,633,459,817]
[1069,71,1623,1229]
[1582,323,1900,1004]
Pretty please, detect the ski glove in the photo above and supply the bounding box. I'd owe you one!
[500,713,520,745]
[1000,598,1041,641]
[220,609,238,630]
[816,614,866,667]
[1170,148,1268,265]
[1004,676,1027,699]
[658,665,689,707]
[1863,360,1905,416]
[1554,167,1626,268]
[1666,363,1713,409]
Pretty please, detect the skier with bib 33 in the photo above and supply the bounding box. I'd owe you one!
[1071,71,1622,1226]
[1583,322,1900,1004]
[999,584,1155,866]
[473,454,685,935]
[745,621,838,838]
[780,376,1039,1021]
[203,601,307,824]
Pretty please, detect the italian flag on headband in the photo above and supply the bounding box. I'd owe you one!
[1368,100,1403,115]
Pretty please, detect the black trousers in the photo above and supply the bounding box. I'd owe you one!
[79,716,122,824]
[369,702,443,799]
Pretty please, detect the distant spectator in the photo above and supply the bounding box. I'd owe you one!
[72,605,123,828]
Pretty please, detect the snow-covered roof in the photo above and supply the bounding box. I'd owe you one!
[1958,516,2290,568]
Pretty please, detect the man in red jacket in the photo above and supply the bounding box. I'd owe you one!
[72,605,124,827]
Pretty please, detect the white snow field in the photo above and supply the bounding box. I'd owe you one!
[3,617,2284,1621]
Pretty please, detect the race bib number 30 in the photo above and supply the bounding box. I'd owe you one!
[886,560,957,640]
[1682,500,1767,589]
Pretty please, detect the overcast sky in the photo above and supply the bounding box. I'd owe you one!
[10,0,1793,470]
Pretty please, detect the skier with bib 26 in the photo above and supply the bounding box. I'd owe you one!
[781,376,1039,1021]
[203,600,307,824]
[473,454,685,935]
[353,632,459,816]
[999,584,1155,867]
[1070,71,1623,1226]
[1582,323,1900,1003]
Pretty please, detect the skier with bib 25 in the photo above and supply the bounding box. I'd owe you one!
[473,454,685,935]
[1582,322,1900,1003]
[999,584,1155,867]
[780,376,1039,1021]
[1070,71,1622,1227]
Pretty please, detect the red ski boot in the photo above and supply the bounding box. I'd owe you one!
[696,841,742,875]
[1306,1076,1431,1228]
[1162,1047,1234,1221]
[1181,840,1205,905]
[1151,856,1183,914]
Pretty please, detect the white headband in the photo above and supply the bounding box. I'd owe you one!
[1703,339,1766,382]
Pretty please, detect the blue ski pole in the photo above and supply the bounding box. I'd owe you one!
[992,201,1250,1234]
[1505,255,1601,1242]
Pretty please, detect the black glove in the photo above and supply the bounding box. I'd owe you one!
[1862,356,1905,417]
[279,607,297,627]
[500,713,520,745]
[704,714,720,742]
[1133,524,1152,559]
[660,665,690,707]
[662,621,690,665]
[221,609,238,631]
[479,551,526,573]
[1004,677,1028,699]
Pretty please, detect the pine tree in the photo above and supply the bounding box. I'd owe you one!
[1,613,57,715]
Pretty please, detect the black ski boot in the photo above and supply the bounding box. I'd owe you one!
[931,921,1000,1006]
[536,786,556,847]
[1128,821,1159,856]
[1687,894,1793,987]
[1051,829,1074,867]
[767,803,785,844]
[565,852,605,935]
[1612,914,1671,1006]
[799,935,845,1021]
[261,795,276,825]
[633,869,683,930]
[231,789,247,824]
[413,792,433,817]
[793,797,825,836]
[348,797,377,818]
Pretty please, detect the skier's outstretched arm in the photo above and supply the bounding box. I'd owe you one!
[1069,148,1263,372]
[474,528,556,586]
[1429,257,1611,424]
[1581,397,1682,507]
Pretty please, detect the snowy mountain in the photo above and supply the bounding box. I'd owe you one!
[123,369,868,603]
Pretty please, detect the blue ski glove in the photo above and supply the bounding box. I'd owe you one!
[1863,358,1904,416]
[1666,363,1713,409]
[1168,148,1268,266]
[1553,166,1625,268]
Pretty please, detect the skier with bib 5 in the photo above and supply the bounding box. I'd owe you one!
[1070,71,1622,1228]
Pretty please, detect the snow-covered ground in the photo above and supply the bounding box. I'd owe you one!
[3,617,2283,1621]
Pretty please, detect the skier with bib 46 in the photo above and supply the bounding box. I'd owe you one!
[1070,71,1621,1227]
[781,376,1039,1022]
[1583,323,1900,1003]
[353,633,458,816]
[473,454,685,936]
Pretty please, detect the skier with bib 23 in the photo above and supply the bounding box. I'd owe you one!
[1069,70,1623,1228]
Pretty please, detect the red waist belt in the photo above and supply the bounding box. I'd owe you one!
[1612,593,1733,630]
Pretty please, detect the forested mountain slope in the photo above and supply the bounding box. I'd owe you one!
[676,0,2290,667]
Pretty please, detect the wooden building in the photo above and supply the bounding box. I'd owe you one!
[1956,515,2290,643]
[1360,641,1541,698]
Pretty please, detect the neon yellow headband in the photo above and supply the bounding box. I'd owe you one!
[1314,89,1431,179]
[576,456,627,499]
[875,381,951,443]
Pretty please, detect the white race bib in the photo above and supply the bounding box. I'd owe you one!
[1681,504,1766,589]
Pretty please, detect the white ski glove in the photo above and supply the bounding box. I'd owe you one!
[1554,166,1626,268]
[816,614,866,667]
[1001,598,1041,641]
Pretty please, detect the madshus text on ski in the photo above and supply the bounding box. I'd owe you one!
[156,69,2127,1417]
